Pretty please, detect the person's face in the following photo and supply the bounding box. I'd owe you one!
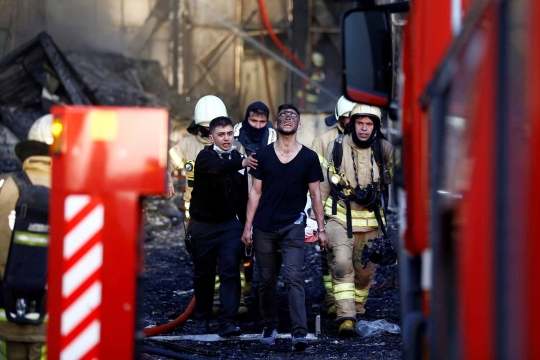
[247,112,268,129]
[355,116,374,141]
[340,116,351,128]
[210,125,234,151]
[275,109,301,135]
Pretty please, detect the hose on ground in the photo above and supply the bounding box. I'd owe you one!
[143,296,196,337]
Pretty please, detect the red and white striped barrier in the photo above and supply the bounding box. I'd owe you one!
[60,195,104,360]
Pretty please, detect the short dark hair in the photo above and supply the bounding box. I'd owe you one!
[277,103,300,117]
[250,107,269,118]
[209,116,233,134]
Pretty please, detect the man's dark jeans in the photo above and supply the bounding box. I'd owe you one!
[192,222,243,326]
[253,223,308,336]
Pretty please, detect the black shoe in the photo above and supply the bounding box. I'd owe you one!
[219,323,242,337]
[194,320,210,335]
[291,333,309,351]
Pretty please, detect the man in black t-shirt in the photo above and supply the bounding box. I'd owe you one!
[190,117,257,337]
[242,104,327,351]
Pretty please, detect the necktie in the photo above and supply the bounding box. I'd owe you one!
[221,153,230,160]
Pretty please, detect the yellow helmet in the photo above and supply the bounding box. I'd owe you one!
[350,103,382,125]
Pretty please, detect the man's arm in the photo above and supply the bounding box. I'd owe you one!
[196,150,257,174]
[241,178,262,245]
[165,143,184,198]
[308,181,328,247]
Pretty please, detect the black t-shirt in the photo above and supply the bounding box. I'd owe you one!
[249,144,323,231]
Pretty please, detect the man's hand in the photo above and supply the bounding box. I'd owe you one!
[242,153,258,169]
[164,183,175,198]
[317,231,328,248]
[241,228,252,246]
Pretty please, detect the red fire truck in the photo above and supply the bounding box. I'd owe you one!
[341,0,540,359]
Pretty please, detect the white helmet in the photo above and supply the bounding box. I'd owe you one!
[325,96,357,127]
[28,114,54,145]
[194,95,228,127]
[350,103,382,125]
[312,52,324,68]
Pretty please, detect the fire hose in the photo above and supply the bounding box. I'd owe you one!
[143,296,196,337]
[258,0,309,107]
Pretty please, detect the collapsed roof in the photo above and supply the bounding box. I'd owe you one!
[0,31,189,173]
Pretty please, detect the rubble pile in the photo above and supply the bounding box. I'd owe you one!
[0,32,190,174]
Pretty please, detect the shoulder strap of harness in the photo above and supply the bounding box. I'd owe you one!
[328,134,357,237]
[11,171,33,192]
[332,134,345,173]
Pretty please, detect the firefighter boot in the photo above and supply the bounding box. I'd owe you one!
[338,319,357,338]
[327,304,337,317]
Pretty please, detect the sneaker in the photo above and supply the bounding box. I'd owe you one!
[260,327,278,345]
[218,323,242,337]
[291,333,309,351]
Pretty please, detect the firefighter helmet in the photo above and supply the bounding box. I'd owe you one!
[194,95,228,127]
[14,114,54,162]
[350,103,382,126]
[325,96,357,127]
[28,114,54,145]
[312,52,324,68]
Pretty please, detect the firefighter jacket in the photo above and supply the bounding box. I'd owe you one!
[311,123,345,158]
[0,155,51,342]
[168,134,245,219]
[320,135,394,233]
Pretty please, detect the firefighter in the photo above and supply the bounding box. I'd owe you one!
[189,116,257,336]
[296,52,325,111]
[320,104,394,337]
[0,114,52,359]
[233,101,277,299]
[167,95,249,316]
[311,95,357,317]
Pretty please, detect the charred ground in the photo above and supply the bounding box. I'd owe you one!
[141,198,401,360]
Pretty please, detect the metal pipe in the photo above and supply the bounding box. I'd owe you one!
[234,0,242,93]
[148,333,320,342]
[196,1,338,101]
[172,0,180,91]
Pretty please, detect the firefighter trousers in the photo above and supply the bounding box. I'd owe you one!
[326,220,377,321]
[0,340,46,360]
